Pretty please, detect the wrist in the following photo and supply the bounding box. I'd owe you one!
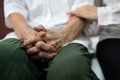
[20,28,36,41]
[57,28,73,45]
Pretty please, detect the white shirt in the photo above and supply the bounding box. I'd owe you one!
[97,0,120,41]
[4,0,120,52]
[4,0,98,53]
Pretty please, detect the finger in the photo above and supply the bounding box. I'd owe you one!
[35,41,55,52]
[30,55,41,60]
[37,31,46,37]
[24,36,40,46]
[33,25,47,37]
[24,39,36,46]
[33,24,47,32]
[25,44,33,49]
[67,12,75,16]
[38,52,57,61]
[26,46,40,55]
[50,41,62,52]
[67,11,80,17]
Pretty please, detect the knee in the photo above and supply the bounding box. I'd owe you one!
[48,54,90,73]
[47,55,93,80]
[0,39,28,61]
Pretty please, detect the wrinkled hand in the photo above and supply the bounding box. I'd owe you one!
[43,16,85,51]
[27,27,65,62]
[27,15,85,62]
[43,30,63,52]
[26,37,57,62]
[23,25,47,46]
[27,45,57,62]
[26,25,58,62]
[68,5,98,21]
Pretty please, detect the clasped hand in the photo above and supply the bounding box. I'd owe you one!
[23,16,85,62]
[23,25,63,62]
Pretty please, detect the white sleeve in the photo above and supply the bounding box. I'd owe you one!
[84,21,99,37]
[98,3,120,27]
[4,0,28,28]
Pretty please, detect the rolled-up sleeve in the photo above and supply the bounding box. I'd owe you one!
[98,3,120,27]
[4,0,28,28]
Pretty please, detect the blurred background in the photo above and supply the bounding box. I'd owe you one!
[0,0,12,39]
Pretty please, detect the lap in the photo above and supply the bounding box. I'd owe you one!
[47,43,99,80]
[0,38,44,80]
[0,39,99,80]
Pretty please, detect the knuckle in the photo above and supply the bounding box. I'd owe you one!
[30,55,40,60]
[38,52,43,57]
[48,54,52,59]
[36,41,44,47]
[39,52,49,59]
[26,49,32,54]
[26,47,39,55]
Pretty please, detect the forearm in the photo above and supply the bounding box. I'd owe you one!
[9,13,31,40]
[58,16,85,45]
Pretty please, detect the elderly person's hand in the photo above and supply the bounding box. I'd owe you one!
[27,16,85,62]
[26,28,60,62]
[25,25,57,62]
[68,5,98,21]
[26,29,65,62]
[40,16,85,53]
[23,25,47,46]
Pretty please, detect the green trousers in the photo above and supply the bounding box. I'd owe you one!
[0,38,99,80]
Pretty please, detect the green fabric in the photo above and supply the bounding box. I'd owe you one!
[47,43,99,80]
[0,38,43,80]
[0,38,99,80]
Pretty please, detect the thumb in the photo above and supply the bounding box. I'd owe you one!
[33,24,47,32]
[37,31,46,37]
[39,52,57,62]
[33,25,47,37]
[67,11,80,17]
